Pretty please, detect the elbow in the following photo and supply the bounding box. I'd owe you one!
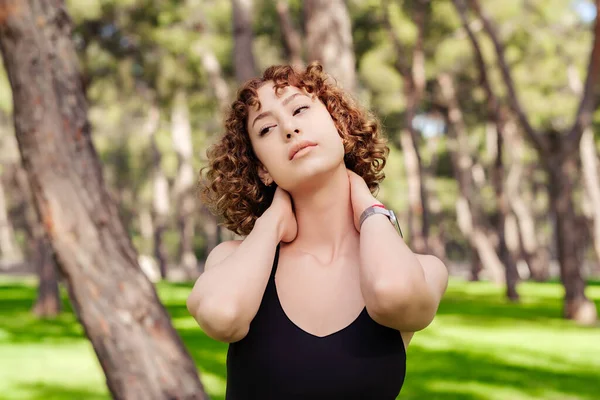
[187,294,249,343]
[367,280,437,332]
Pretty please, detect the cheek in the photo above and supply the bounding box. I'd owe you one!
[252,139,285,174]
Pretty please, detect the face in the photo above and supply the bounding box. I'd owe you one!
[247,82,345,192]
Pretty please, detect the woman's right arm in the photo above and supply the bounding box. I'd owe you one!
[187,188,296,343]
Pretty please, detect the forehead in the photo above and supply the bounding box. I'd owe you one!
[250,83,305,113]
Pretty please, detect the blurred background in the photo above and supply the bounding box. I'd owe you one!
[0,0,599,399]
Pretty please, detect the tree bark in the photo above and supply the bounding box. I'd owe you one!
[438,73,505,284]
[31,235,61,317]
[580,127,600,264]
[384,1,431,253]
[232,0,257,83]
[548,157,597,324]
[171,90,199,281]
[399,127,429,253]
[0,173,22,262]
[504,121,550,281]
[490,121,520,300]
[196,43,229,256]
[0,1,206,397]
[149,108,171,280]
[15,164,61,317]
[304,0,356,92]
[276,0,303,68]
[197,45,230,114]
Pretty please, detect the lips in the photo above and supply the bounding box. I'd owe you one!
[288,140,318,160]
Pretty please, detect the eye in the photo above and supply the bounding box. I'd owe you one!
[293,105,309,116]
[259,125,275,136]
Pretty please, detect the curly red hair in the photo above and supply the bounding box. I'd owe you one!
[199,62,389,236]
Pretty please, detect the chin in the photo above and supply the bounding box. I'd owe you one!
[285,158,345,192]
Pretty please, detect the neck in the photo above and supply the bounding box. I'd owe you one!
[286,165,358,262]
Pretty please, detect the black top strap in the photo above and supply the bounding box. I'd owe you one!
[270,243,281,279]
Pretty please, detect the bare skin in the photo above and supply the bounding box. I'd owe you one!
[187,83,448,347]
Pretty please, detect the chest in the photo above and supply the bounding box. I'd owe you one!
[274,253,365,338]
[227,283,406,399]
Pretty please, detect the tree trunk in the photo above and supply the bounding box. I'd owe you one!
[277,0,303,68]
[170,90,199,281]
[145,106,171,280]
[580,127,600,264]
[137,206,161,283]
[232,0,257,82]
[31,236,61,317]
[15,164,61,317]
[504,121,550,280]
[384,1,431,253]
[438,73,505,284]
[151,135,171,280]
[399,126,429,253]
[304,0,356,92]
[0,173,22,262]
[488,118,520,300]
[198,45,230,115]
[548,157,597,324]
[469,246,483,281]
[196,45,228,257]
[0,2,206,397]
[454,0,520,295]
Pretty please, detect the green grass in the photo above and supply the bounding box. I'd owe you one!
[1,277,599,400]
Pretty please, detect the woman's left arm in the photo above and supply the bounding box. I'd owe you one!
[348,170,449,332]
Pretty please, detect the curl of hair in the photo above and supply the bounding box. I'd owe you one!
[199,62,389,236]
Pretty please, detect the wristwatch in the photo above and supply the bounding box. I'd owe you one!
[359,205,403,237]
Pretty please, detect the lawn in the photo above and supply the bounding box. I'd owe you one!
[1,277,599,400]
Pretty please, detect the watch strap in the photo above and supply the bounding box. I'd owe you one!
[359,206,391,228]
[359,205,403,237]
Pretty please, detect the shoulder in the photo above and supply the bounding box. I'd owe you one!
[204,240,244,271]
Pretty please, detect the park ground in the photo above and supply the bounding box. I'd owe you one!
[1,276,599,400]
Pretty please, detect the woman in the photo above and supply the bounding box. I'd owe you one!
[187,62,448,399]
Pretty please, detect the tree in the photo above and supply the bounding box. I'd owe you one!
[276,0,304,68]
[304,0,357,92]
[383,0,432,254]
[0,1,207,397]
[437,73,510,289]
[232,0,258,82]
[171,90,200,280]
[13,163,63,316]
[458,0,600,323]
[451,0,521,297]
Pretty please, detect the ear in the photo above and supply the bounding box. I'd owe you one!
[257,164,273,185]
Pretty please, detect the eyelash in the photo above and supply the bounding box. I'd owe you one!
[259,105,310,136]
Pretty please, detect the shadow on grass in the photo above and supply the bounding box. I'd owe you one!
[438,293,561,322]
[438,280,600,322]
[0,283,84,342]
[402,344,599,400]
[14,383,109,400]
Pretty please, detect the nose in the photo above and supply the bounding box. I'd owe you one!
[286,129,300,139]
[281,117,300,139]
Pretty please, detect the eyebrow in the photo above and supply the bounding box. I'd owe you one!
[251,93,307,128]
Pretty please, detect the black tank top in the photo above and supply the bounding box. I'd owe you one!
[225,245,406,399]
